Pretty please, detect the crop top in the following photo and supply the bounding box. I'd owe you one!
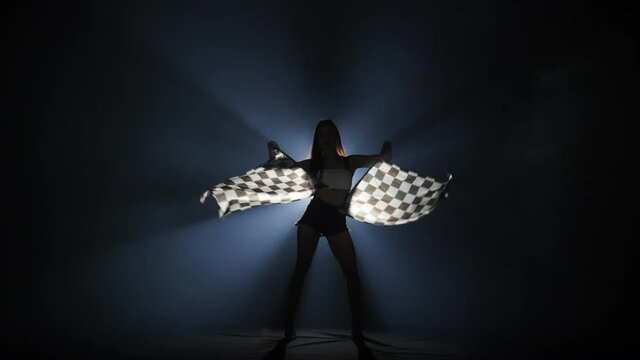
[319,168,352,190]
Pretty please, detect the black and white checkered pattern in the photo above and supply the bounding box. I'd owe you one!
[344,161,452,225]
[200,147,319,219]
[201,144,451,224]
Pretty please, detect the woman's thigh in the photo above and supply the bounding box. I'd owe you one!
[326,229,359,278]
[294,222,321,271]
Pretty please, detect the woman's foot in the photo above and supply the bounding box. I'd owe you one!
[351,329,364,344]
[284,328,297,341]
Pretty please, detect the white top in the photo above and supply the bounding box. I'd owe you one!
[319,168,352,190]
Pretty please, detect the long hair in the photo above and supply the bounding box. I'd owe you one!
[308,118,347,180]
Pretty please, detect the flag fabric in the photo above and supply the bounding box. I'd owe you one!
[344,161,452,225]
[200,144,452,225]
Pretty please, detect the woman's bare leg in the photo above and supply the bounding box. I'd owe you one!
[284,222,321,339]
[326,229,363,340]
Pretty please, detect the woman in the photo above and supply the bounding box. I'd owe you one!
[280,119,392,345]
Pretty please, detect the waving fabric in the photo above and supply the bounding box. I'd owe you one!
[200,144,452,225]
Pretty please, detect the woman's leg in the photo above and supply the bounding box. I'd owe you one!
[326,229,363,339]
[284,222,321,338]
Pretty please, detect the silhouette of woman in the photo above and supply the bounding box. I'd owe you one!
[280,119,392,346]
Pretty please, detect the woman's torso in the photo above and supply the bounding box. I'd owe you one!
[313,155,354,206]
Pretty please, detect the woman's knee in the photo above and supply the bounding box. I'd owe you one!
[345,270,361,284]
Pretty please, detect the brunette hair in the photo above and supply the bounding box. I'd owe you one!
[308,118,347,179]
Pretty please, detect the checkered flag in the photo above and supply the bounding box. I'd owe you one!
[344,160,452,225]
[200,145,319,219]
[201,143,452,224]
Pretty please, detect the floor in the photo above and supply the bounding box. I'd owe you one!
[15,328,465,360]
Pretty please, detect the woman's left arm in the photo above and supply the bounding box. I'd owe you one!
[348,140,392,169]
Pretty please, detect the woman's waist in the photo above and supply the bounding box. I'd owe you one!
[313,189,349,207]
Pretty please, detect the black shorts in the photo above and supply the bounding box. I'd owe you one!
[295,196,349,237]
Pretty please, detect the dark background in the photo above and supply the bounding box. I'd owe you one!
[5,1,634,359]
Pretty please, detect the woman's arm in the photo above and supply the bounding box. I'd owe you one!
[348,141,392,169]
[267,141,311,171]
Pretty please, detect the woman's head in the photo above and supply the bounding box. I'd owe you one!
[312,119,346,156]
[309,118,347,178]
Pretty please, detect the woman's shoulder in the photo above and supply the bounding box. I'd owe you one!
[344,155,356,172]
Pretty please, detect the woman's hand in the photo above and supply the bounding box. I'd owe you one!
[267,140,297,168]
[267,140,279,150]
[380,140,392,162]
[267,140,280,158]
